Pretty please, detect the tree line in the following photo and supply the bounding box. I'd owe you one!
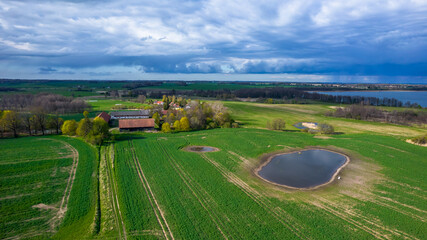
[0,110,64,137]
[0,93,90,113]
[110,87,422,108]
[326,104,427,126]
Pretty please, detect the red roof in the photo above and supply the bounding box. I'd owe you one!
[97,112,111,122]
[119,118,155,129]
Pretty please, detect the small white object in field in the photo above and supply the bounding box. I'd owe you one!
[267,145,270,148]
[338,176,341,180]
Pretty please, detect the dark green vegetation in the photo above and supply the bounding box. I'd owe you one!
[0,136,98,239]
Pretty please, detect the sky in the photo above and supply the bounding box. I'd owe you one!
[1,0,427,83]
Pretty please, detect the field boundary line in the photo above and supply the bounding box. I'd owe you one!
[129,140,174,240]
[105,144,127,240]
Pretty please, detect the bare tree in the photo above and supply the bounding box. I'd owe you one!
[32,108,48,135]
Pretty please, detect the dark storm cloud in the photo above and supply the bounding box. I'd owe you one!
[0,0,427,81]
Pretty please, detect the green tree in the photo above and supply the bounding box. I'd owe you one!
[152,112,160,128]
[173,120,181,131]
[0,110,5,137]
[2,110,21,137]
[180,117,190,131]
[161,122,171,133]
[87,117,109,145]
[61,120,78,136]
[76,118,92,137]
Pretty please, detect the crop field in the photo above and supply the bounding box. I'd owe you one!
[0,136,98,239]
[110,128,426,239]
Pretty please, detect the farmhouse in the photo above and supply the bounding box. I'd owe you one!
[110,110,150,119]
[119,118,155,132]
[96,111,111,123]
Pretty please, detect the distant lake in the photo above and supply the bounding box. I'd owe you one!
[313,91,427,107]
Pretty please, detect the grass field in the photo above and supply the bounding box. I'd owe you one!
[224,101,427,137]
[87,99,150,112]
[0,136,98,239]
[109,129,426,239]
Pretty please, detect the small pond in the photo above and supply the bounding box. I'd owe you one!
[257,149,348,189]
[184,146,219,153]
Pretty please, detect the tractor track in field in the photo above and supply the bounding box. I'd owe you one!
[104,144,127,240]
[311,195,419,240]
[128,140,174,240]
[45,138,79,230]
[200,153,310,240]
[157,140,230,240]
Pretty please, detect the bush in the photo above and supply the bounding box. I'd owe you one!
[62,120,78,136]
[411,135,427,144]
[267,118,285,130]
[318,123,334,134]
[162,122,171,133]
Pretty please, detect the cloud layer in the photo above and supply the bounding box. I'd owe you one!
[1,0,427,81]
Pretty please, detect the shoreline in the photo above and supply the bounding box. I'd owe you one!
[254,148,350,191]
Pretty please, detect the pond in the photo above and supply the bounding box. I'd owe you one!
[183,146,220,153]
[257,149,348,189]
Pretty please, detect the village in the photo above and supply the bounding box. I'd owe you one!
[95,96,236,133]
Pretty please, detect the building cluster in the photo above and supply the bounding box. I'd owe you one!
[97,110,154,132]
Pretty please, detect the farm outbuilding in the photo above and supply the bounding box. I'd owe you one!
[110,110,150,119]
[96,112,111,123]
[119,118,155,132]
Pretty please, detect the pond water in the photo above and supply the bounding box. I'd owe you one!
[258,149,348,189]
[186,146,218,152]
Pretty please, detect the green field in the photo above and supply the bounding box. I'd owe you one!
[87,99,150,112]
[1,99,426,239]
[103,129,426,239]
[0,136,98,239]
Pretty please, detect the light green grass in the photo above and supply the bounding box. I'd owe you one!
[224,101,427,137]
[87,99,150,112]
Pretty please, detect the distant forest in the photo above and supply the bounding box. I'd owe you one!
[121,87,422,108]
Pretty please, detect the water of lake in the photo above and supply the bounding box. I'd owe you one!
[313,91,427,107]
[258,150,348,189]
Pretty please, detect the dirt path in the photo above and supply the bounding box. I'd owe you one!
[157,141,229,239]
[128,140,174,240]
[200,153,310,240]
[105,144,127,240]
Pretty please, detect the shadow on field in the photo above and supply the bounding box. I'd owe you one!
[113,134,146,142]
